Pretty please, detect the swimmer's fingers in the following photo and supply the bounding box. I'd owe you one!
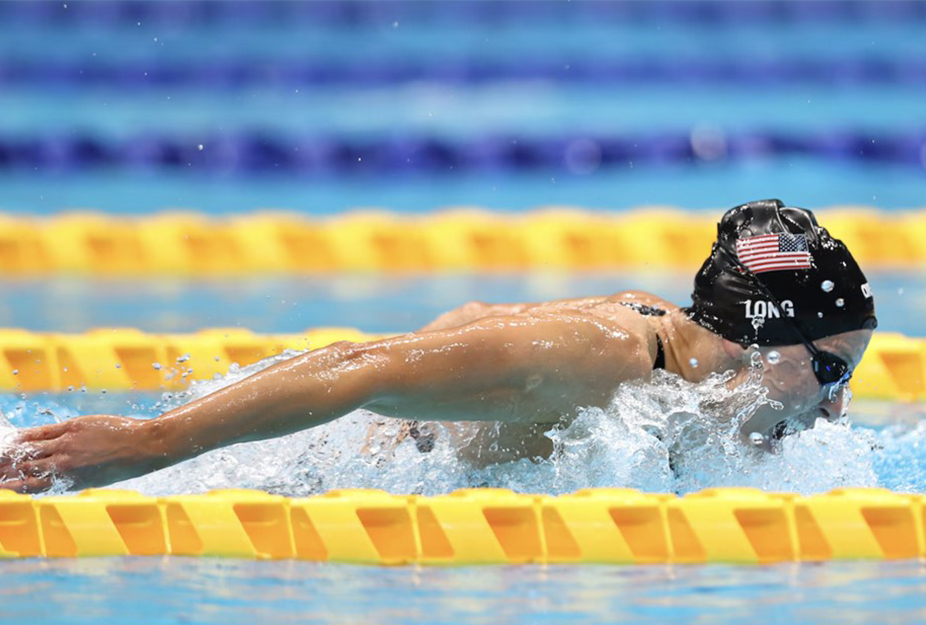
[16,421,72,443]
[0,425,64,465]
[0,457,59,493]
[3,414,145,493]
[0,425,68,482]
[0,441,48,465]
[0,474,55,495]
[0,444,58,481]
[1,420,83,467]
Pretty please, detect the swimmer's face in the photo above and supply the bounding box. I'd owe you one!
[740,329,873,442]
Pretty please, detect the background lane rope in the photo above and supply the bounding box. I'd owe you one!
[1,208,924,275]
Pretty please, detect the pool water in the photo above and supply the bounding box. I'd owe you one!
[3,558,926,625]
[3,1,926,214]
[0,270,923,334]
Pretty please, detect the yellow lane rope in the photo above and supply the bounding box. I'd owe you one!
[0,487,922,563]
[0,327,922,399]
[1,208,924,274]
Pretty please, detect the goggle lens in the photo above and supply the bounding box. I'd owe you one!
[812,350,852,388]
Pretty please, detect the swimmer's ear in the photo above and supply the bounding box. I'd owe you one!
[721,339,749,363]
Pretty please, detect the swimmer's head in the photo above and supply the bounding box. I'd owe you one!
[687,198,877,347]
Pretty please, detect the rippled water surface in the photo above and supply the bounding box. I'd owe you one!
[2,558,926,625]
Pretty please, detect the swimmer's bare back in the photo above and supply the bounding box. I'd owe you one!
[0,292,666,493]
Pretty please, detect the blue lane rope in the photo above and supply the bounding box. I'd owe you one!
[1,1,924,26]
[3,58,925,89]
[0,131,924,174]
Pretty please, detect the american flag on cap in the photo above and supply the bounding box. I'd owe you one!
[735,232,812,274]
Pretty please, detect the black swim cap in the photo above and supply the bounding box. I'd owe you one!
[687,199,877,346]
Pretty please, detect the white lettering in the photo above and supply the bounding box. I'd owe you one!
[744,299,795,319]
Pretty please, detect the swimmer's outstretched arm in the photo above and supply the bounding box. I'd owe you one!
[0,312,650,493]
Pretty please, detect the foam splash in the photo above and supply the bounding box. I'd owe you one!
[0,350,921,496]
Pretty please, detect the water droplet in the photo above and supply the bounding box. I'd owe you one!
[197,144,204,151]
[898,287,905,295]
[392,20,399,27]
[767,351,781,365]
[835,298,845,307]
[689,358,699,368]
[690,124,727,161]
[749,432,765,446]
[152,363,162,370]
[817,312,824,318]
[11,369,18,375]
[821,280,835,292]
[115,363,121,369]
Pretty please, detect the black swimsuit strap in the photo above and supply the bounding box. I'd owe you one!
[617,301,667,370]
[653,334,665,370]
[619,301,667,318]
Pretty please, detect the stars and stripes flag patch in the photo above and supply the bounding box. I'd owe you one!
[735,233,812,274]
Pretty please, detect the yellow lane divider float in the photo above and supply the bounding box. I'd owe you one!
[1,208,925,274]
[1,487,924,563]
[0,327,923,400]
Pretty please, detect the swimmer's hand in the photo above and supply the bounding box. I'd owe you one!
[0,415,165,494]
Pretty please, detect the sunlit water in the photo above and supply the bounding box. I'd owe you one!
[2,349,924,497]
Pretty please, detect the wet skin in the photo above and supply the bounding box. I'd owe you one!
[0,291,872,493]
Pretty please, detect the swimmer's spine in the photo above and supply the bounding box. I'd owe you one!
[1,209,925,275]
[1,487,923,563]
[0,327,922,400]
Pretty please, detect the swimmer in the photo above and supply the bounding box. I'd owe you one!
[0,199,877,493]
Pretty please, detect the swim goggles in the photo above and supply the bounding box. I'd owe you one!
[798,332,852,390]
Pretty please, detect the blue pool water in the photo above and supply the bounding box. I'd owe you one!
[3,1,926,214]
[0,270,922,335]
[3,559,926,625]
[4,1,926,623]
